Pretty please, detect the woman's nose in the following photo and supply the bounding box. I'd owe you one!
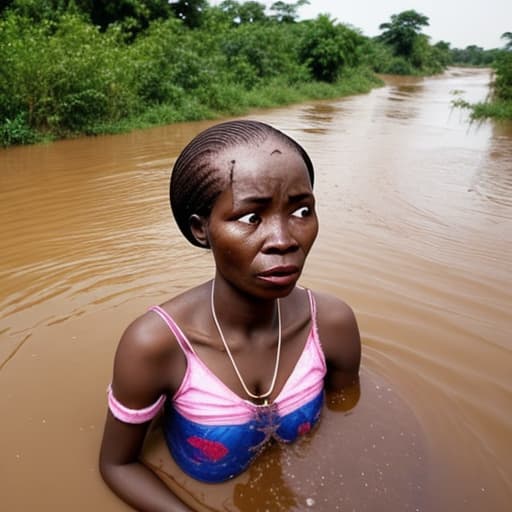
[262,217,298,253]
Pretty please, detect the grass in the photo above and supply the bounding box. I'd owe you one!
[470,100,512,120]
[452,97,512,121]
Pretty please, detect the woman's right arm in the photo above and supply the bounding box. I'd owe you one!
[100,413,192,511]
[99,314,192,512]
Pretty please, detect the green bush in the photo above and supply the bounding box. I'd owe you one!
[0,12,137,138]
[0,4,387,146]
[494,51,512,101]
[298,15,364,82]
[0,113,38,146]
[471,100,512,119]
[451,51,512,120]
[220,22,308,87]
[385,57,415,75]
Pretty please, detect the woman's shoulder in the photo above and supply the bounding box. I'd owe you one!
[117,284,209,361]
[309,289,361,383]
[310,289,358,331]
[112,285,210,401]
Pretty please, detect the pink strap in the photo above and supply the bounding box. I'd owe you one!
[107,385,166,424]
[306,289,316,318]
[149,305,193,355]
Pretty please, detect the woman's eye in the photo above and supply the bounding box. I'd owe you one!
[292,206,311,218]
[238,213,260,224]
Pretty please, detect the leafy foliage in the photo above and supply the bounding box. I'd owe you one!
[269,0,308,23]
[373,10,449,75]
[0,113,37,145]
[216,0,267,25]
[451,46,512,120]
[378,10,429,59]
[450,45,498,66]
[7,2,490,146]
[220,21,308,86]
[493,51,512,101]
[501,32,512,51]
[298,15,364,82]
[0,12,135,136]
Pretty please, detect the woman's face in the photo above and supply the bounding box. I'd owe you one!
[203,137,318,299]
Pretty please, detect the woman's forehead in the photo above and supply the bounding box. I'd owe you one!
[217,139,302,178]
[214,142,311,206]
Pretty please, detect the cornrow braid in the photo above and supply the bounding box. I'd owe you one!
[170,120,314,248]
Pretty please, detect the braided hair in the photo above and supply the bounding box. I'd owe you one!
[170,120,315,248]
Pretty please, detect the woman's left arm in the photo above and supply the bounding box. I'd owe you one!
[315,292,361,391]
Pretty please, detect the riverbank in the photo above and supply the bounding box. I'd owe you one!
[0,67,383,147]
[453,53,512,121]
[71,68,384,138]
[467,98,512,120]
[0,9,385,148]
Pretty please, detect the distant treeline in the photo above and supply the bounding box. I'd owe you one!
[0,1,509,146]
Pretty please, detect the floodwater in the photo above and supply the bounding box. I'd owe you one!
[1,67,511,511]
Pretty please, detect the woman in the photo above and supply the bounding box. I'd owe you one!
[99,120,361,511]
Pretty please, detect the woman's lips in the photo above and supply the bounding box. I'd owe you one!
[257,266,300,286]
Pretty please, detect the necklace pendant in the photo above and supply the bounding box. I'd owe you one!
[263,398,269,406]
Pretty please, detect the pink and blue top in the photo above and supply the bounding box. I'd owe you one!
[108,289,326,482]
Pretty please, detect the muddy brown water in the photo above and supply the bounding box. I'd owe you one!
[1,68,511,511]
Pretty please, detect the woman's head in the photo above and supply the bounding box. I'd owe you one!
[170,120,315,248]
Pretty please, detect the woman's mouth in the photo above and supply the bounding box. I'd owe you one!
[257,266,300,286]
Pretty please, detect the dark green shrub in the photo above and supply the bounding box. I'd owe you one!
[0,12,137,135]
[494,51,512,100]
[360,39,395,73]
[0,113,38,146]
[298,15,364,82]
[0,3,388,145]
[220,22,308,87]
[385,57,415,75]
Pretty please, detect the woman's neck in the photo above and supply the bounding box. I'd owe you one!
[210,276,279,337]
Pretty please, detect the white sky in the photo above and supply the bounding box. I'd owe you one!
[209,0,511,50]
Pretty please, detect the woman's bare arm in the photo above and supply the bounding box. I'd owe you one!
[314,292,361,391]
[99,313,192,512]
[100,414,192,511]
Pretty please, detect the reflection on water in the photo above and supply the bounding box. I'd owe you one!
[385,82,423,120]
[300,103,340,134]
[0,68,511,511]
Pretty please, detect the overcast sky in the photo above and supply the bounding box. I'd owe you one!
[210,0,511,50]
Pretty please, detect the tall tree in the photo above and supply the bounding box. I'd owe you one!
[269,0,308,23]
[501,32,512,50]
[378,10,429,58]
[217,0,267,25]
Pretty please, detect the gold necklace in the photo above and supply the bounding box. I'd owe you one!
[210,280,281,403]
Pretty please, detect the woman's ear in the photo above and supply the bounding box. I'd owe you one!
[189,214,210,248]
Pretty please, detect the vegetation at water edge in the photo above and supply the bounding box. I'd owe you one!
[452,33,512,121]
[0,1,509,147]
